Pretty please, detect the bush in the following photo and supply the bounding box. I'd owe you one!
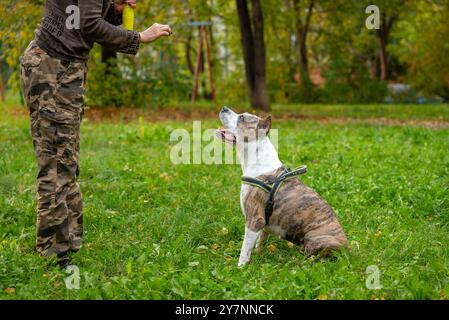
[319,53,388,104]
[86,46,191,109]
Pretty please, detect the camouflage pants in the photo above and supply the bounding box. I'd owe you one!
[20,41,86,258]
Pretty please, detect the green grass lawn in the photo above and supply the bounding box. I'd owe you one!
[1,101,449,300]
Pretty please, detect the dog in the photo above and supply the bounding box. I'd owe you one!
[216,107,348,266]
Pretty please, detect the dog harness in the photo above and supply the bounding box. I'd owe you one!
[241,166,308,223]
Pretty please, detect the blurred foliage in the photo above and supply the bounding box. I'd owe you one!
[86,45,192,108]
[0,0,448,106]
[391,0,449,100]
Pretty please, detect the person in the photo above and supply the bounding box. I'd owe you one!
[19,0,171,267]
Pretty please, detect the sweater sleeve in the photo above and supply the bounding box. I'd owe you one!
[79,0,140,55]
[104,2,123,26]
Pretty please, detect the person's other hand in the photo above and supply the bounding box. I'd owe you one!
[115,0,136,13]
[139,23,172,43]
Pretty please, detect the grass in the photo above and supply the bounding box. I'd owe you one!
[270,103,449,121]
[0,98,449,300]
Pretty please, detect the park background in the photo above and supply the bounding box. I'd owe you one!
[0,0,449,299]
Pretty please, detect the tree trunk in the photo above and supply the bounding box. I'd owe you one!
[236,0,270,111]
[101,47,118,75]
[378,36,388,81]
[376,15,396,81]
[101,47,118,106]
[293,0,314,97]
[250,0,270,110]
[236,0,256,93]
[0,72,4,102]
[185,31,195,75]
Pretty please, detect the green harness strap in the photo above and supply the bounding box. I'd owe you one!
[241,166,308,223]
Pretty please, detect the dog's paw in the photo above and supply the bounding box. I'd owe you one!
[238,259,249,268]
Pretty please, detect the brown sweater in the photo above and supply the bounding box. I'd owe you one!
[34,0,140,62]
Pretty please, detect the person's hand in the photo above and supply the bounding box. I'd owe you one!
[115,0,136,13]
[139,23,172,43]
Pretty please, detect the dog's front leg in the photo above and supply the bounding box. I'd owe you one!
[238,226,261,267]
[255,230,268,252]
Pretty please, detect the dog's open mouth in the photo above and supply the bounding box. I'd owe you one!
[216,128,236,144]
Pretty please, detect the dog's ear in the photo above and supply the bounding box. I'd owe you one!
[258,115,272,135]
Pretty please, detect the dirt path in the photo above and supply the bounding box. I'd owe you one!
[7,106,449,129]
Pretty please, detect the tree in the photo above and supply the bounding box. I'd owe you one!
[391,0,449,99]
[292,0,315,96]
[0,1,43,93]
[373,0,405,81]
[236,0,270,111]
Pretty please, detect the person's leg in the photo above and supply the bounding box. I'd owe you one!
[65,115,83,253]
[55,60,86,253]
[20,42,86,261]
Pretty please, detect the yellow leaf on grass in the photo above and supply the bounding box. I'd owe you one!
[318,294,328,300]
[211,243,219,251]
[268,244,277,252]
[4,287,15,294]
[219,227,228,236]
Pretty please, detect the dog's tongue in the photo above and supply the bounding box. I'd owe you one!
[216,129,235,143]
[222,130,235,141]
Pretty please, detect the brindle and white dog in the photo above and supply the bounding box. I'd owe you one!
[216,107,348,266]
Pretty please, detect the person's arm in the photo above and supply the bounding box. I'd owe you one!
[79,0,140,55]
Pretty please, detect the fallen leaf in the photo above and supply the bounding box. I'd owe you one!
[220,227,228,236]
[318,294,328,300]
[211,243,219,251]
[4,287,15,294]
[268,244,277,252]
[160,173,171,182]
[196,245,208,252]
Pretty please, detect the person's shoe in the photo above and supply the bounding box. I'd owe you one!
[57,255,72,269]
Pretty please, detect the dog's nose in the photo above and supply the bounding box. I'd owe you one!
[221,106,230,113]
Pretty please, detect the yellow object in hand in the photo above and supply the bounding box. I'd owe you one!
[123,5,135,31]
